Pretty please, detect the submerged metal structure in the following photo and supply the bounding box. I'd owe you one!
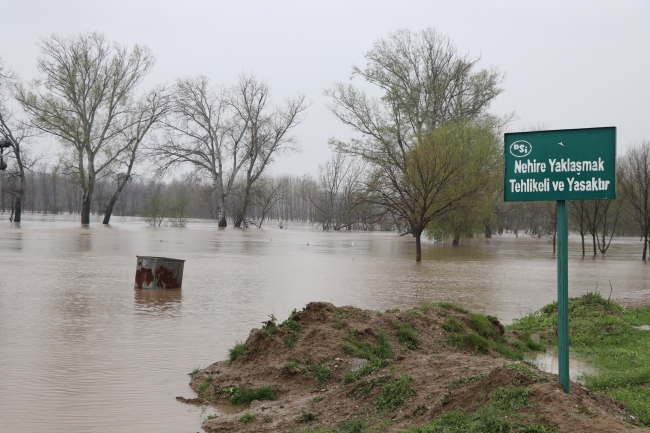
[135,256,185,289]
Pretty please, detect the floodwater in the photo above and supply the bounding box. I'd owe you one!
[0,214,648,432]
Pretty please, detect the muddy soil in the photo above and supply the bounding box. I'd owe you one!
[178,302,648,432]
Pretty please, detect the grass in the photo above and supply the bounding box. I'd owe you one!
[239,412,257,423]
[229,342,245,362]
[394,321,418,350]
[217,385,277,405]
[338,417,369,432]
[347,375,390,399]
[374,369,416,411]
[508,292,650,426]
[298,410,317,423]
[398,386,559,433]
[440,312,539,360]
[312,395,324,403]
[189,367,200,376]
[436,302,469,314]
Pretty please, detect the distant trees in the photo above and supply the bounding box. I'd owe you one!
[16,32,155,224]
[618,141,650,260]
[309,151,369,230]
[326,28,504,260]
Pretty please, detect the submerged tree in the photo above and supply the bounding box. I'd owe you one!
[618,141,650,260]
[0,58,37,222]
[16,32,155,224]
[229,74,307,227]
[326,28,505,260]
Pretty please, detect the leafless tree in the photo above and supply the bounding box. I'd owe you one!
[309,151,367,230]
[151,76,248,227]
[102,87,170,224]
[0,58,38,222]
[16,32,155,224]
[229,74,307,227]
[618,141,650,260]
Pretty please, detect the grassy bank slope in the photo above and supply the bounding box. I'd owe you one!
[509,292,650,425]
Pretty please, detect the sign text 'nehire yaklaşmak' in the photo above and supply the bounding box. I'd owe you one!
[504,127,616,202]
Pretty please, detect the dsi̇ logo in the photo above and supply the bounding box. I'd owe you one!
[509,140,532,158]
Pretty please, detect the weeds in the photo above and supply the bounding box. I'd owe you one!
[229,342,245,362]
[441,317,464,333]
[313,395,324,403]
[450,373,488,388]
[347,375,390,399]
[217,385,277,405]
[374,369,416,410]
[436,302,469,314]
[332,321,343,330]
[298,410,317,423]
[338,417,369,432]
[394,322,418,350]
[239,412,257,423]
[400,385,558,433]
[189,367,200,376]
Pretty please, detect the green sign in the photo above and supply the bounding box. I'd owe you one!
[504,127,616,202]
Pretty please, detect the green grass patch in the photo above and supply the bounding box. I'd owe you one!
[469,314,503,341]
[239,412,257,423]
[229,342,245,362]
[374,370,416,411]
[304,361,331,386]
[437,302,469,314]
[312,395,324,403]
[508,292,650,426]
[394,321,418,349]
[338,417,370,432]
[398,386,558,433]
[442,317,465,333]
[347,375,391,399]
[217,385,277,405]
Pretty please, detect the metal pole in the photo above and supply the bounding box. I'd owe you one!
[557,200,570,393]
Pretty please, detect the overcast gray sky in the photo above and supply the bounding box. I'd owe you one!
[2,0,649,177]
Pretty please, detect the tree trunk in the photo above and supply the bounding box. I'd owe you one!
[81,193,92,224]
[103,175,131,224]
[218,194,227,227]
[452,236,460,246]
[592,232,597,255]
[13,197,22,223]
[234,184,253,228]
[581,233,585,257]
[415,230,422,262]
[643,233,648,261]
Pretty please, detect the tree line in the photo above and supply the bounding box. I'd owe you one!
[1,29,649,260]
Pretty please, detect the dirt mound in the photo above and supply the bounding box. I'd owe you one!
[178,302,647,432]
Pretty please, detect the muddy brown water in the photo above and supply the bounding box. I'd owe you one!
[0,214,648,432]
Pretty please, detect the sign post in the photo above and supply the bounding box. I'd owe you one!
[504,127,616,394]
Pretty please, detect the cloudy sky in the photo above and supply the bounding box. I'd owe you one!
[2,0,649,176]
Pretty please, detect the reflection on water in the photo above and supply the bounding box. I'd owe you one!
[525,351,596,383]
[0,213,648,433]
[134,289,182,316]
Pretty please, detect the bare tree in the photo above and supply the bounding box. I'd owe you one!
[251,176,287,228]
[16,32,155,224]
[326,28,504,261]
[569,200,589,256]
[229,74,307,228]
[0,58,38,222]
[309,151,367,230]
[618,141,650,260]
[102,87,169,224]
[151,76,249,227]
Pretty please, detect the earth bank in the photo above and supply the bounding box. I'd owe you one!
[178,301,647,432]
